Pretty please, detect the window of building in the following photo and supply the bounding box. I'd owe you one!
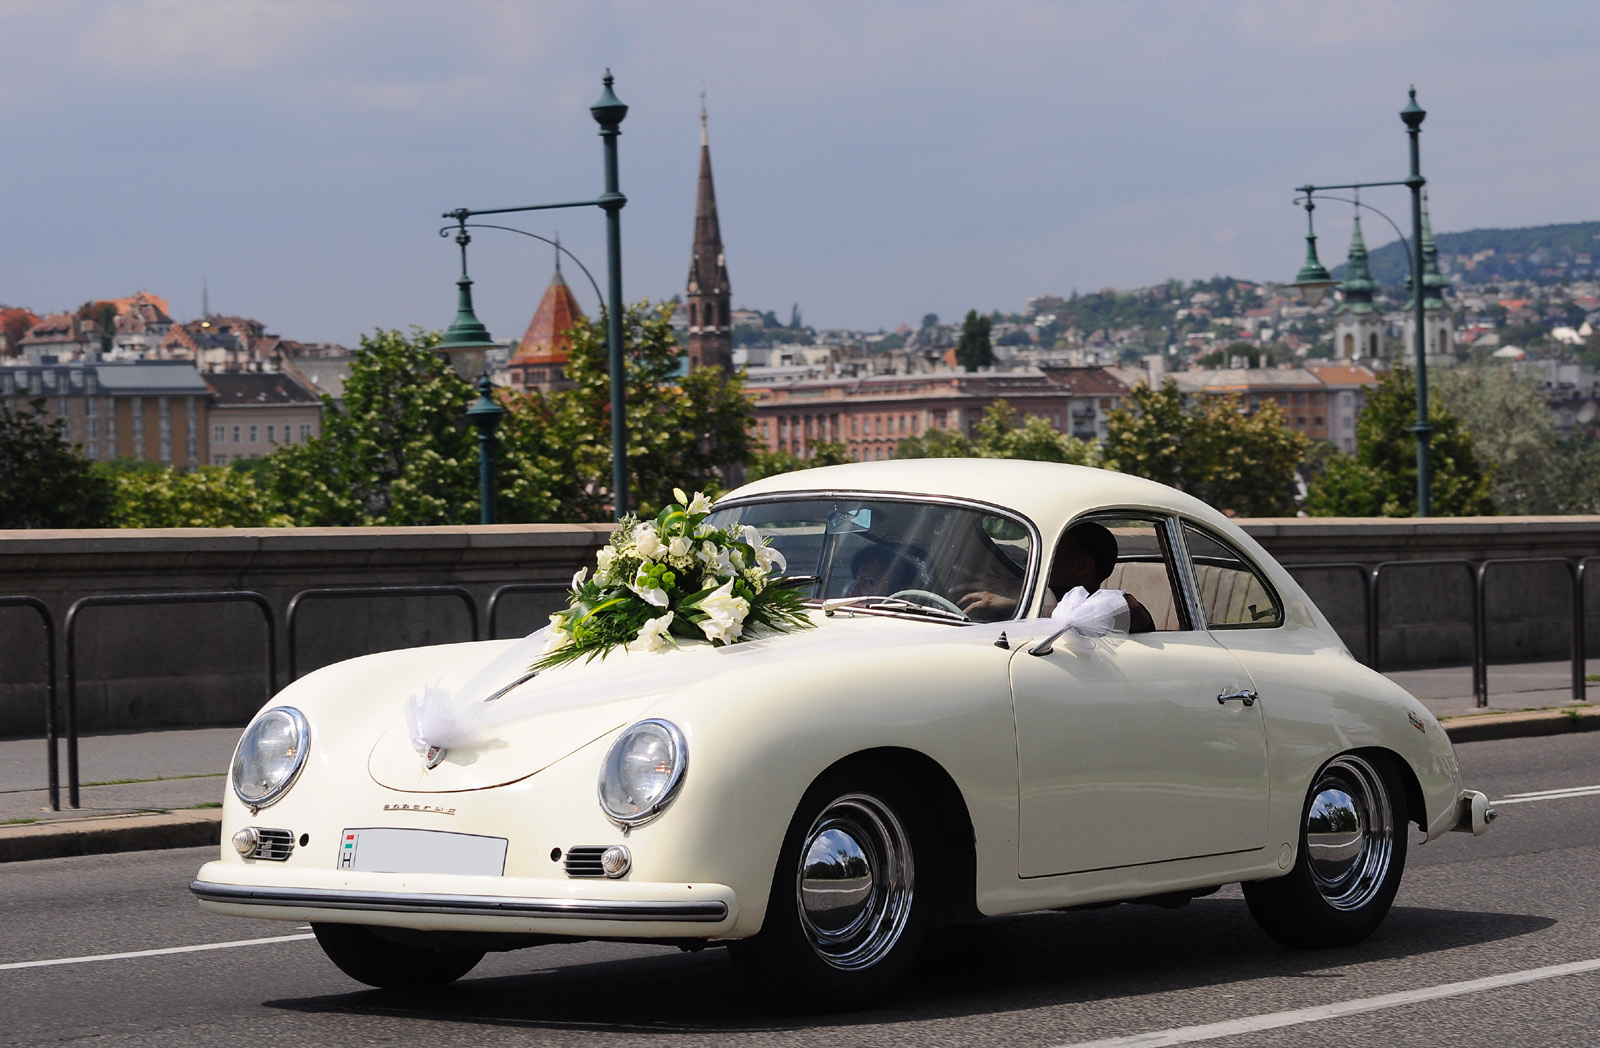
[267,425,275,444]
[215,455,228,466]
[299,424,312,440]
[214,425,226,443]
[233,426,242,443]
[159,440,172,464]
[186,417,196,438]
[158,396,170,417]
[249,425,258,443]
[87,419,99,439]
[86,398,97,417]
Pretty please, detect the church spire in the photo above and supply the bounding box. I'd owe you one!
[686,94,732,374]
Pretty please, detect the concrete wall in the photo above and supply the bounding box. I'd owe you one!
[2,516,1597,736]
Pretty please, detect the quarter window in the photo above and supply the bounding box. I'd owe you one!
[1181,523,1282,628]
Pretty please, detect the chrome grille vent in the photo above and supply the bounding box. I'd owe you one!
[249,828,296,861]
[563,845,609,878]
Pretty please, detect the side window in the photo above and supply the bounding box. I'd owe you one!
[1181,523,1282,629]
[1081,516,1187,632]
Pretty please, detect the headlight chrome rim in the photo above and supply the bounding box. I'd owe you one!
[597,718,688,826]
[230,706,311,810]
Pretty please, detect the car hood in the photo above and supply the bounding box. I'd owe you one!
[366,611,998,793]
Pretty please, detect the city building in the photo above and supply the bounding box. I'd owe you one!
[507,256,585,394]
[0,360,211,466]
[1155,364,1377,453]
[749,367,1129,462]
[204,371,323,464]
[684,103,733,373]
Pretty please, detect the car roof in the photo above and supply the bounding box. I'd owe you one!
[722,459,1230,537]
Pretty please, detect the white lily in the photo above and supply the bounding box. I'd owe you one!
[594,546,617,582]
[754,543,787,574]
[629,611,678,653]
[686,491,713,515]
[571,566,588,589]
[673,487,690,506]
[695,578,749,644]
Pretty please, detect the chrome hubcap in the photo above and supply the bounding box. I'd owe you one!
[1305,755,1394,911]
[795,792,913,970]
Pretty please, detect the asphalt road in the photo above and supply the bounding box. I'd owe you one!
[3,733,1598,1048]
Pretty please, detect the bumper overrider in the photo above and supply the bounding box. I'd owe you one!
[1451,789,1496,835]
[190,862,738,939]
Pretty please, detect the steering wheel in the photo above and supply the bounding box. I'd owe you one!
[889,589,968,617]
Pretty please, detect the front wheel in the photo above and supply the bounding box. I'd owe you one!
[312,922,484,989]
[730,766,929,1010]
[1244,752,1408,948]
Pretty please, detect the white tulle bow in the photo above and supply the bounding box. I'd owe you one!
[1045,586,1131,652]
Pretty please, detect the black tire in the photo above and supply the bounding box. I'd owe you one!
[312,922,484,989]
[729,764,930,1010]
[1244,751,1409,948]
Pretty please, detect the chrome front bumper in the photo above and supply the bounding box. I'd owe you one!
[191,862,738,938]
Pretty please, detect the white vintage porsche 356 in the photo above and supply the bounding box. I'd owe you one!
[192,460,1493,1007]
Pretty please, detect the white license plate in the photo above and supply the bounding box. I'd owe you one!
[337,828,508,876]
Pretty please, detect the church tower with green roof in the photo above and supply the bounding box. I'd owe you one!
[1332,211,1386,362]
[1402,203,1454,364]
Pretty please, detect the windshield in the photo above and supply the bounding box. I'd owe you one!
[707,496,1035,622]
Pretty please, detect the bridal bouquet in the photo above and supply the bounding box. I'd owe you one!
[533,489,813,670]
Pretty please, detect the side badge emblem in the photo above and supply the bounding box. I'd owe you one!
[1407,711,1426,734]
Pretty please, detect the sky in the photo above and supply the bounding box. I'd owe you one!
[4,0,1599,347]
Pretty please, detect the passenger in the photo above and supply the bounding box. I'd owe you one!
[958,521,1155,633]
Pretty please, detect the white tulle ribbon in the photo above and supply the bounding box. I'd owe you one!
[1043,586,1131,653]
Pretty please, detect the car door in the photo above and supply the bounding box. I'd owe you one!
[1009,515,1271,878]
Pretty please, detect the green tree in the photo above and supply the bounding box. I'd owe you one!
[264,329,483,525]
[1102,382,1307,516]
[747,440,851,481]
[955,309,993,371]
[1305,367,1494,517]
[0,397,115,527]
[110,465,292,527]
[555,300,753,518]
[1431,364,1600,513]
[894,400,1097,464]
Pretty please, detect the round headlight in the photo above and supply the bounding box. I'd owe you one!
[231,706,310,808]
[598,719,687,825]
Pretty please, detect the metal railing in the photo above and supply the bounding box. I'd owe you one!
[1,596,59,810]
[486,582,569,639]
[62,591,276,809]
[285,585,479,682]
[7,555,1595,809]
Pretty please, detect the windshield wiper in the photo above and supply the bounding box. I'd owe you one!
[822,596,969,623]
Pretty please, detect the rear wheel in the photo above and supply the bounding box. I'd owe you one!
[312,922,484,989]
[730,766,929,1010]
[1244,752,1408,947]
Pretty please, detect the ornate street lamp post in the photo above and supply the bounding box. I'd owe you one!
[1288,88,1433,516]
[438,70,632,520]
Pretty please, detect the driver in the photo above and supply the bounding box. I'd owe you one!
[958,521,1155,632]
[847,544,924,597]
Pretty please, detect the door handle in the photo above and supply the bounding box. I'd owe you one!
[1217,687,1257,707]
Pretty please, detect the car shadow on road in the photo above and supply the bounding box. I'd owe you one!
[263,899,1554,1036]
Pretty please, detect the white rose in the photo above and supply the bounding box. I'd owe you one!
[629,611,678,653]
[696,578,749,645]
[668,535,692,559]
[595,546,617,581]
[633,523,666,560]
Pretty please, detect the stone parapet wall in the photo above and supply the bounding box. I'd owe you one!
[1,516,1597,735]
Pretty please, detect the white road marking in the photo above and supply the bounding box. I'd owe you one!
[1494,785,1600,806]
[0,932,315,972]
[1053,958,1600,1048]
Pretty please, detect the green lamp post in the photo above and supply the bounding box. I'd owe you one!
[437,221,505,525]
[1288,87,1433,516]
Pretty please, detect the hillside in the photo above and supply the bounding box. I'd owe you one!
[1335,221,1600,286]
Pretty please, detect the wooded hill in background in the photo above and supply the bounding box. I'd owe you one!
[1338,220,1600,286]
